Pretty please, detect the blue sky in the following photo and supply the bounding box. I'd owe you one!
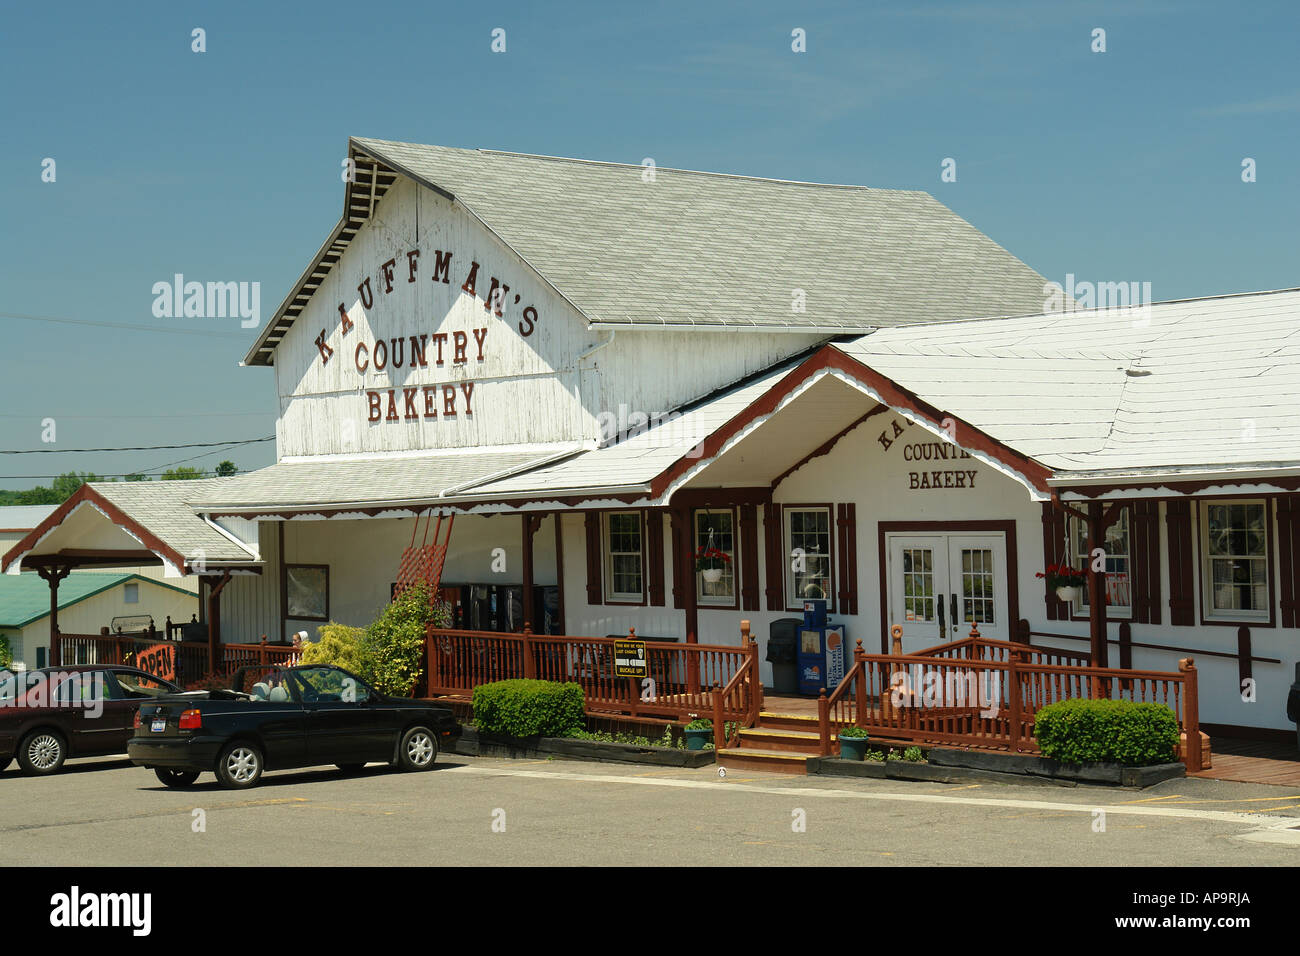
[1,0,1297,488]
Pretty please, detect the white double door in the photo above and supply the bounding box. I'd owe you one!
[887,533,1009,644]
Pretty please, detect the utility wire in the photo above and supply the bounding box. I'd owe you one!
[1,310,252,338]
[1,437,274,454]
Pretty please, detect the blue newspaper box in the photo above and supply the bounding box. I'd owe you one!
[797,600,847,695]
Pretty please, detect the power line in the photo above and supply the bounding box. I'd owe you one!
[1,310,254,339]
[1,436,274,454]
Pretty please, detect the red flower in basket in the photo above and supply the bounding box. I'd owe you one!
[694,546,731,574]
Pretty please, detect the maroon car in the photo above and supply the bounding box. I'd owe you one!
[0,665,183,775]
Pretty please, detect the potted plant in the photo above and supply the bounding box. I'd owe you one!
[1036,564,1088,603]
[838,725,870,760]
[694,546,731,584]
[683,717,713,750]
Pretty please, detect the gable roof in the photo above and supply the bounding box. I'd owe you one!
[2,480,260,575]
[833,287,1300,480]
[0,572,193,629]
[245,137,1052,365]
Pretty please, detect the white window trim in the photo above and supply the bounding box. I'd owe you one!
[1067,509,1133,620]
[1200,499,1270,622]
[783,505,834,610]
[694,508,737,607]
[603,511,644,604]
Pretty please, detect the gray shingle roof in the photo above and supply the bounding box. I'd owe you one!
[90,479,259,565]
[186,448,579,513]
[246,138,1052,364]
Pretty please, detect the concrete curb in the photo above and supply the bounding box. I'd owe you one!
[452,726,716,767]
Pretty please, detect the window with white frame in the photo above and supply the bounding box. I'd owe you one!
[694,509,736,605]
[784,507,832,608]
[123,582,139,604]
[1202,501,1269,619]
[604,511,644,602]
[1069,507,1132,616]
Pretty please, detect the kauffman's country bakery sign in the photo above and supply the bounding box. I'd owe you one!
[309,243,543,426]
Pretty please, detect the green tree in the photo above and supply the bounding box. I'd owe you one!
[49,472,101,502]
[161,466,205,481]
[125,473,151,482]
[214,460,238,477]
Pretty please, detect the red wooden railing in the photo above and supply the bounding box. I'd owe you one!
[424,622,764,727]
[52,633,299,685]
[819,628,1202,771]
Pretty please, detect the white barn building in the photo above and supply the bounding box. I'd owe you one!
[6,138,1299,743]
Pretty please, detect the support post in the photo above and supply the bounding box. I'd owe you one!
[37,564,71,668]
[1086,501,1110,670]
[1007,646,1024,753]
[1179,658,1202,772]
[677,505,700,693]
[854,639,867,726]
[817,688,831,756]
[521,514,536,633]
[712,681,724,750]
[522,623,535,679]
[741,620,762,724]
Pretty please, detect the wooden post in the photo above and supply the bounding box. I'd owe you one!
[882,624,903,721]
[627,626,639,718]
[1178,658,1202,772]
[38,564,70,667]
[741,620,761,723]
[423,622,434,696]
[1007,646,1023,753]
[712,681,724,750]
[854,638,867,726]
[521,514,537,633]
[1086,502,1110,669]
[522,623,536,679]
[260,636,268,666]
[817,688,831,756]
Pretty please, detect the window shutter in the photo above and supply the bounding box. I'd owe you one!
[763,501,784,610]
[670,508,685,610]
[836,503,858,615]
[1278,495,1299,629]
[584,512,602,605]
[739,505,759,611]
[1165,499,1195,626]
[1040,503,1067,620]
[646,510,665,607]
[1129,500,1162,625]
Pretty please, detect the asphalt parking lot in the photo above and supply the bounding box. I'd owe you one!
[3,752,1300,866]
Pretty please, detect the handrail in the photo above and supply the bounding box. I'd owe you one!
[712,623,760,749]
[1025,629,1281,665]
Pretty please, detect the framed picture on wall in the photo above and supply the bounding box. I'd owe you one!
[284,564,329,621]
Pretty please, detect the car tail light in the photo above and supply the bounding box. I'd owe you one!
[178,709,202,730]
[133,710,141,729]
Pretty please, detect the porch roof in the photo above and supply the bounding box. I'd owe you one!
[2,479,260,576]
[187,445,584,516]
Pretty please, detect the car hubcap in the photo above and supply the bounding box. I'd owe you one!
[407,733,434,766]
[28,735,60,770]
[227,749,258,782]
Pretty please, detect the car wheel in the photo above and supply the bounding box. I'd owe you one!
[215,742,263,789]
[18,730,66,775]
[335,763,365,773]
[155,768,200,788]
[395,726,438,772]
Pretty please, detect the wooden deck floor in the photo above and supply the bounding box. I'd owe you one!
[1191,736,1300,786]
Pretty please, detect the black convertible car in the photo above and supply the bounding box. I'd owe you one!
[128,664,460,789]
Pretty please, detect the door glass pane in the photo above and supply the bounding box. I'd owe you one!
[902,548,935,622]
[960,548,995,624]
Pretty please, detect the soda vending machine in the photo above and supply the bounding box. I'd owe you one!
[796,599,847,695]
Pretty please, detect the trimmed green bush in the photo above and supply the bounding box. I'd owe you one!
[0,634,12,671]
[473,679,585,738]
[1034,699,1180,766]
[301,622,369,674]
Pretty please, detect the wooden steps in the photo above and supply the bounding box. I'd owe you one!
[716,711,825,775]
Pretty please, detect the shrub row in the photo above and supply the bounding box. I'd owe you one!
[1034,699,1179,766]
[472,679,585,738]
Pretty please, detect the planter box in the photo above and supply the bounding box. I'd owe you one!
[453,726,715,767]
[927,747,1185,787]
[807,757,887,778]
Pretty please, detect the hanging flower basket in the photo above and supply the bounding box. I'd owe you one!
[694,546,731,581]
[1036,564,1087,603]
